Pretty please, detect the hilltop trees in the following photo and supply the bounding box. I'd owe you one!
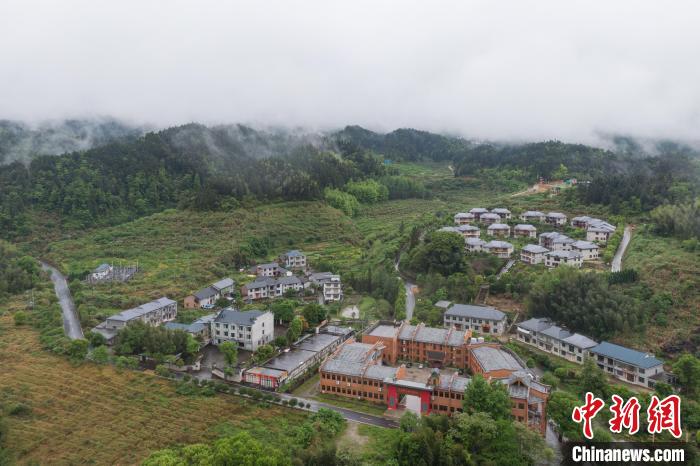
[0,240,39,298]
[407,231,466,276]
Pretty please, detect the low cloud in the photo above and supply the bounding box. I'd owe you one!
[2,0,699,144]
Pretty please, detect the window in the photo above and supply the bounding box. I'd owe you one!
[518,403,525,409]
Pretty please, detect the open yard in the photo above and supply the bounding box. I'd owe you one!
[0,316,307,465]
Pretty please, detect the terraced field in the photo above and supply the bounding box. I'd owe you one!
[0,316,306,465]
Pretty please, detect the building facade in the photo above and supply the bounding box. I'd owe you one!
[520,244,548,265]
[513,224,537,238]
[443,303,507,335]
[589,341,665,388]
[516,317,598,364]
[544,250,583,268]
[487,223,510,237]
[211,308,274,350]
[483,240,514,258]
[93,297,178,344]
[280,250,307,269]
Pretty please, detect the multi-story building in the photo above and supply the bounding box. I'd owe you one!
[520,211,546,223]
[513,224,537,238]
[544,250,583,268]
[92,297,178,344]
[520,244,548,265]
[185,278,236,308]
[454,212,475,225]
[465,238,487,253]
[211,308,274,350]
[545,212,567,226]
[516,317,598,364]
[443,303,507,335]
[321,336,549,434]
[322,275,343,303]
[469,207,489,221]
[483,240,514,258]
[242,276,304,300]
[279,250,307,269]
[456,224,480,238]
[587,221,616,242]
[363,322,471,369]
[571,216,593,228]
[254,262,289,277]
[486,223,510,237]
[479,212,501,225]
[491,208,512,220]
[589,341,665,388]
[571,240,599,260]
[539,232,574,251]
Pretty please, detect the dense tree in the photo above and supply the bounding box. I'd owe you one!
[650,199,700,239]
[526,267,643,339]
[287,316,304,345]
[463,374,512,420]
[407,231,465,276]
[673,354,700,399]
[252,344,275,364]
[580,357,610,398]
[113,321,197,360]
[0,241,39,298]
[219,341,238,367]
[301,303,327,327]
[270,300,296,323]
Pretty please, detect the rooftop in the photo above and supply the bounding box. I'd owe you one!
[522,244,549,254]
[540,325,571,340]
[445,303,505,321]
[521,210,545,217]
[194,286,219,300]
[484,240,513,249]
[547,212,567,218]
[454,212,474,218]
[214,308,267,325]
[562,333,598,349]
[266,349,318,372]
[572,240,599,250]
[471,346,525,373]
[211,278,235,290]
[546,250,582,260]
[514,224,536,231]
[469,207,488,213]
[480,213,501,220]
[590,341,664,369]
[434,300,453,309]
[456,224,479,232]
[107,297,176,322]
[466,238,487,246]
[282,250,304,257]
[296,333,341,353]
[246,366,288,377]
[487,223,510,230]
[439,226,460,233]
[368,325,400,338]
[491,208,511,214]
[517,317,554,333]
[94,263,111,273]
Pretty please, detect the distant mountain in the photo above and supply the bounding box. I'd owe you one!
[0,118,146,164]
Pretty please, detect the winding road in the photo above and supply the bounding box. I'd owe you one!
[611,226,632,272]
[394,254,415,321]
[41,261,84,340]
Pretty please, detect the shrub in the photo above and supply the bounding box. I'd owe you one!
[155,365,170,377]
[13,311,28,326]
[289,398,298,407]
[8,402,32,416]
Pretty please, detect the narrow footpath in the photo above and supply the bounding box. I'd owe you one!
[41,261,84,340]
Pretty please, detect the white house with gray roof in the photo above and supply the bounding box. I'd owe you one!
[589,341,665,388]
[587,220,617,242]
[443,304,507,335]
[92,297,177,344]
[539,232,574,251]
[571,240,600,260]
[469,207,489,220]
[545,250,582,268]
[479,212,501,225]
[454,212,475,225]
[456,224,480,238]
[279,250,307,269]
[491,208,512,220]
[545,212,567,226]
[465,237,487,253]
[513,224,537,238]
[483,240,514,258]
[211,308,273,350]
[520,244,549,265]
[486,223,510,237]
[520,211,546,222]
[516,317,598,364]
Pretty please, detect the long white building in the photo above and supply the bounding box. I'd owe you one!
[211,308,274,351]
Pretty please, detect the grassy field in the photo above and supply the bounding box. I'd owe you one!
[0,315,308,465]
[623,227,700,354]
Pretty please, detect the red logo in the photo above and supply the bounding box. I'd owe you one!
[647,395,682,438]
[572,392,605,439]
[609,395,641,435]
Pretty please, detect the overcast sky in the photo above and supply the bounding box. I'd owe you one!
[2,0,699,143]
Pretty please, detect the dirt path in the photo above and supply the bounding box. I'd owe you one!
[611,225,632,272]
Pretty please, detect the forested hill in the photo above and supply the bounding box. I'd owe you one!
[0,118,145,164]
[0,124,386,237]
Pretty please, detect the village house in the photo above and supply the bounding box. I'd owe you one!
[520,210,546,222]
[91,263,113,280]
[92,297,178,344]
[571,216,593,228]
[443,303,507,335]
[465,238,487,253]
[587,220,617,242]
[589,341,665,388]
[491,208,512,220]
[520,244,549,265]
[211,308,274,350]
[308,271,343,303]
[242,275,304,301]
[468,207,489,221]
[479,212,501,225]
[544,250,583,268]
[545,212,567,226]
[279,250,307,269]
[516,317,598,365]
[184,286,220,309]
[539,232,574,251]
[456,224,480,238]
[254,262,290,277]
[483,240,514,258]
[513,224,537,238]
[454,212,475,225]
[571,240,600,260]
[486,223,510,237]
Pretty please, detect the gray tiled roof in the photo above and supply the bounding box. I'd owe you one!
[522,244,549,254]
[541,325,572,340]
[283,250,304,257]
[466,238,487,246]
[108,297,176,322]
[164,321,207,333]
[590,341,664,369]
[194,286,219,300]
[454,212,474,219]
[434,300,453,309]
[514,224,536,231]
[484,240,513,249]
[211,278,235,290]
[516,317,553,332]
[439,226,461,233]
[562,333,598,349]
[480,213,501,220]
[521,211,545,217]
[94,263,111,273]
[214,308,267,325]
[456,224,479,232]
[296,333,341,352]
[487,223,510,230]
[277,276,302,286]
[266,349,318,372]
[437,374,470,391]
[365,365,398,380]
[491,208,511,214]
[546,250,582,260]
[445,304,505,321]
[369,325,400,338]
[471,346,524,372]
[547,212,567,218]
[572,240,598,250]
[246,277,277,289]
[469,207,488,214]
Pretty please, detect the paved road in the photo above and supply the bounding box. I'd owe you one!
[41,261,84,340]
[497,259,516,279]
[404,281,416,321]
[611,225,632,272]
